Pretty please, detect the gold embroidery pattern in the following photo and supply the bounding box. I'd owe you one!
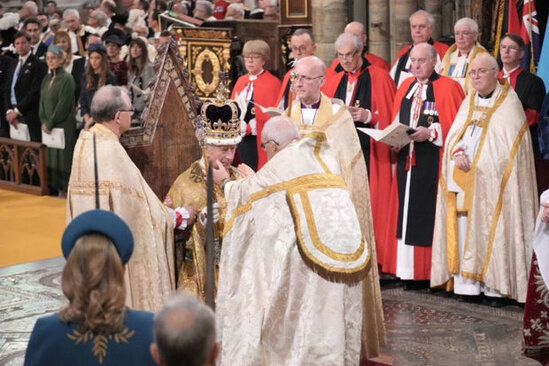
[67,327,135,364]
[189,162,204,184]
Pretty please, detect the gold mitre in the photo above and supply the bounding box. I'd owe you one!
[196,79,242,146]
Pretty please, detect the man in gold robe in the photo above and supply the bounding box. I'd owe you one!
[285,55,385,359]
[438,17,488,94]
[165,92,243,301]
[67,86,175,312]
[431,54,538,304]
[214,116,368,364]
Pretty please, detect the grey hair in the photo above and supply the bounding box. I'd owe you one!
[63,8,80,20]
[473,53,499,71]
[261,116,299,149]
[195,0,213,17]
[411,42,437,61]
[23,1,38,15]
[455,17,479,34]
[153,294,216,366]
[90,86,130,123]
[90,9,108,27]
[334,32,362,53]
[410,9,434,28]
[227,3,244,17]
[292,28,315,44]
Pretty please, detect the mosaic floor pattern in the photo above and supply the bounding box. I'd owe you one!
[0,259,541,365]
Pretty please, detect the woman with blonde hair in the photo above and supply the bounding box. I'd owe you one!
[127,37,154,119]
[40,44,77,197]
[231,39,280,170]
[53,30,85,105]
[24,210,157,365]
[79,43,115,130]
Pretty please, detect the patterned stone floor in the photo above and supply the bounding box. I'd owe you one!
[0,259,540,365]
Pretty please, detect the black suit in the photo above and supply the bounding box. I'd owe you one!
[33,42,48,59]
[0,55,12,137]
[3,53,47,141]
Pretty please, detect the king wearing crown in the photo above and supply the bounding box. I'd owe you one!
[164,84,246,301]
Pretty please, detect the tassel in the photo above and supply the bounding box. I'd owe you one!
[404,150,417,171]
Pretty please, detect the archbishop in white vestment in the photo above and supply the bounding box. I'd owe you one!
[431,55,538,302]
[216,118,369,365]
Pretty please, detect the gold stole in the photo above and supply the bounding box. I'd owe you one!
[286,93,335,129]
[441,43,487,93]
[445,81,510,274]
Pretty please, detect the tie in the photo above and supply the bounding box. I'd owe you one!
[10,58,24,106]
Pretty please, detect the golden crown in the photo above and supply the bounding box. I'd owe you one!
[195,76,241,146]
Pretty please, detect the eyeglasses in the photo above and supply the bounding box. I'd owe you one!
[290,45,309,53]
[467,68,495,77]
[260,140,279,149]
[244,55,263,61]
[337,50,358,60]
[119,108,134,114]
[455,31,474,37]
[293,74,323,82]
[409,57,430,64]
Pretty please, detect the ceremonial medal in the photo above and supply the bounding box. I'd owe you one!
[354,100,360,107]
[251,106,255,116]
[427,116,434,125]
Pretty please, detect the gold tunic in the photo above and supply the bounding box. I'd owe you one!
[166,159,238,301]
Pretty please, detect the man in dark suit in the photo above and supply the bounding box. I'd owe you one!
[4,31,47,141]
[0,55,13,137]
[24,18,48,59]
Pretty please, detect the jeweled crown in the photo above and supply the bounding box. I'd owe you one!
[195,75,241,146]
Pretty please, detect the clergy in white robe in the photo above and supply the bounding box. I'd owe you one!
[215,116,369,365]
[431,54,538,303]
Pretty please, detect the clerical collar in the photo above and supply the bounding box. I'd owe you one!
[457,50,471,58]
[248,69,264,81]
[301,98,321,109]
[478,89,495,99]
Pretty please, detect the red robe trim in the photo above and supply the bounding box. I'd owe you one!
[275,67,335,109]
[231,71,281,169]
[323,64,396,268]
[381,75,464,279]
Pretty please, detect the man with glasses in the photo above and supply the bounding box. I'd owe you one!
[331,21,389,72]
[276,28,333,109]
[324,32,395,271]
[67,85,179,312]
[431,54,538,306]
[213,116,371,364]
[390,10,448,87]
[438,17,487,94]
[285,55,386,361]
[381,43,464,287]
[497,33,545,158]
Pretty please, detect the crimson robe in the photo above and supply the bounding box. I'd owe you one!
[231,71,281,169]
[381,74,464,279]
[323,61,396,267]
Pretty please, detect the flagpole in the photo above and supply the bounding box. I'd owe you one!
[526,0,535,73]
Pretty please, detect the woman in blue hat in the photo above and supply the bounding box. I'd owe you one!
[24,210,157,366]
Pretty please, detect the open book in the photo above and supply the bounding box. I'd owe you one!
[357,122,413,148]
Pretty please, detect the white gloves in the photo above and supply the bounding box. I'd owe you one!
[198,203,220,226]
[166,206,191,230]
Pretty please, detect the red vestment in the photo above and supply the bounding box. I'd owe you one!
[323,64,396,267]
[391,41,449,67]
[381,75,464,279]
[231,71,281,169]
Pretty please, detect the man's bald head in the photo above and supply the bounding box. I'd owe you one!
[261,116,300,160]
[293,56,326,105]
[344,21,367,45]
[295,55,325,78]
[469,53,499,96]
[409,43,437,81]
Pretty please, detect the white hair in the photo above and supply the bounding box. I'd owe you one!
[334,32,362,53]
[410,9,434,28]
[455,17,478,34]
[261,116,299,149]
[227,3,244,17]
[473,53,499,70]
[23,1,38,16]
[63,8,80,20]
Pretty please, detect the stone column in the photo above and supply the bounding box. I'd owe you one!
[389,0,415,61]
[423,0,443,41]
[311,0,348,65]
[368,0,390,63]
